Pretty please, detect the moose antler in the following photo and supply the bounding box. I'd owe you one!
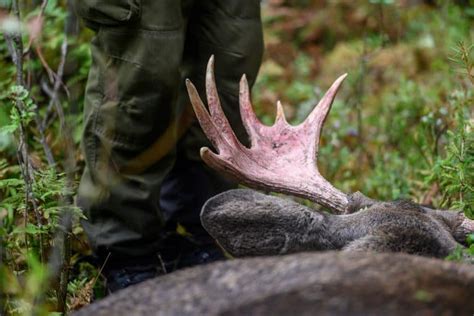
[186,56,354,213]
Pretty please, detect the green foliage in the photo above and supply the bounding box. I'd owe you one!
[256,2,473,205]
[0,0,92,314]
[422,43,474,217]
[0,85,37,134]
[446,234,474,262]
[0,164,85,315]
[0,253,51,315]
[428,98,473,215]
[0,1,473,315]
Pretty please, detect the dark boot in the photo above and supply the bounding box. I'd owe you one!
[104,264,162,294]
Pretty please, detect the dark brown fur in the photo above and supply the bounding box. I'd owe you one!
[202,189,464,259]
[74,252,474,316]
[75,189,474,315]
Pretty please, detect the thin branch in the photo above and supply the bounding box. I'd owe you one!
[34,108,56,167]
[24,0,49,53]
[26,0,71,95]
[40,78,58,128]
[47,212,73,314]
[43,35,77,314]
[35,45,55,83]
[51,38,69,135]
[28,34,75,314]
[5,0,45,261]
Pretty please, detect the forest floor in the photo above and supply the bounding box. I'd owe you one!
[0,1,473,315]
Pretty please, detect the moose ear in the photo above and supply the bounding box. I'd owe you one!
[201,189,327,257]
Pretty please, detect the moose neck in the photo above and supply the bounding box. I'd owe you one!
[323,213,372,249]
[201,189,370,256]
[292,172,351,213]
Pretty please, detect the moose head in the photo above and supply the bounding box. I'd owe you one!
[185,56,474,260]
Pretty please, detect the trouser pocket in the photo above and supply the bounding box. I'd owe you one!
[74,0,141,29]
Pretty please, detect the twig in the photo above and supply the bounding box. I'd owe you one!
[5,0,45,261]
[35,45,55,83]
[51,38,69,134]
[24,0,49,53]
[422,183,439,206]
[157,254,168,274]
[41,211,73,314]
[42,35,77,314]
[433,124,448,157]
[26,0,71,95]
[31,34,75,314]
[93,253,111,287]
[40,78,57,128]
[55,38,76,314]
[34,107,56,167]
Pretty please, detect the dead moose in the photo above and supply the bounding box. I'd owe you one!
[75,57,474,316]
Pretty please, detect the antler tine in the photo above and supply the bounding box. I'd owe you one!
[186,57,243,156]
[239,74,263,147]
[206,56,225,117]
[205,56,241,148]
[303,74,348,149]
[186,79,225,152]
[188,56,352,214]
[275,100,288,126]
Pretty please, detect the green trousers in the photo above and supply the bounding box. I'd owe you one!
[75,0,263,261]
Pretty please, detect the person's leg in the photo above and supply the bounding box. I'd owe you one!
[75,0,188,280]
[158,0,264,269]
[179,0,264,155]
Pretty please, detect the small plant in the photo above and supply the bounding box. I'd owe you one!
[0,85,37,134]
[425,42,474,218]
[447,234,474,262]
[0,1,91,314]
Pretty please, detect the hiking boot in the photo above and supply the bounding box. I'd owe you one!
[104,264,162,294]
[177,246,226,269]
[157,227,226,271]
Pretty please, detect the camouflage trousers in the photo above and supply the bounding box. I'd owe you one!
[75,0,263,262]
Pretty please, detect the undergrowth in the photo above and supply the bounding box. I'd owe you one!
[0,1,472,315]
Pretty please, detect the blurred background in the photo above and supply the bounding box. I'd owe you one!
[0,0,473,314]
